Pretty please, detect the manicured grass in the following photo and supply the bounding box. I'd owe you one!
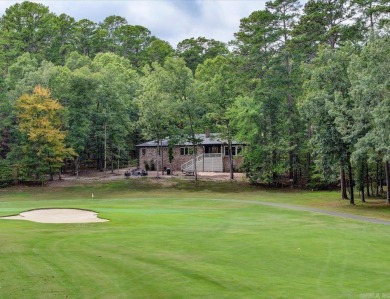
[0,179,389,298]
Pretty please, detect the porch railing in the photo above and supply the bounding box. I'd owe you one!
[181,153,223,173]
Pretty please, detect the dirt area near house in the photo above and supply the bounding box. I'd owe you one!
[46,169,247,187]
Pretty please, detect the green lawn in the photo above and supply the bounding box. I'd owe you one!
[0,179,389,298]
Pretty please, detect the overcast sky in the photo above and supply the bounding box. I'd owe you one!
[0,0,269,47]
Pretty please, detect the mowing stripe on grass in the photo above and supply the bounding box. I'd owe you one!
[208,199,390,226]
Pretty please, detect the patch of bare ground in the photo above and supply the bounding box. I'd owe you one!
[44,169,247,188]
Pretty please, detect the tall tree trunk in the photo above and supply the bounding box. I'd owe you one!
[359,160,366,202]
[306,128,312,186]
[283,18,296,186]
[365,162,370,197]
[156,139,160,178]
[289,142,294,186]
[187,111,197,181]
[192,144,197,181]
[161,143,164,176]
[104,122,107,172]
[228,139,234,180]
[376,160,380,197]
[369,3,374,30]
[272,150,278,187]
[380,162,384,194]
[117,148,120,173]
[385,161,390,204]
[288,93,294,187]
[348,157,355,205]
[340,166,348,200]
[75,157,80,179]
[360,184,365,203]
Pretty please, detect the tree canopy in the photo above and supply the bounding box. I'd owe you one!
[0,0,389,202]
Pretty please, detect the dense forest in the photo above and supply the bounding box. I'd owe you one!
[0,1,389,203]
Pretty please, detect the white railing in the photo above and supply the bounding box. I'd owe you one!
[204,153,222,158]
[181,153,223,173]
[181,154,203,172]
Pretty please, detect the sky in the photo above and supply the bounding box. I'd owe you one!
[0,0,268,47]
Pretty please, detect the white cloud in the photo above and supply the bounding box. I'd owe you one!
[122,1,195,46]
[195,0,266,43]
[120,0,266,46]
[0,0,18,12]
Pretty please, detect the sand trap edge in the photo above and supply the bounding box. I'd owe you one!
[0,208,109,224]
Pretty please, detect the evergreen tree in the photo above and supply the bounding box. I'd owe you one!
[0,1,56,68]
[195,55,241,179]
[136,62,175,177]
[164,57,204,180]
[176,37,229,73]
[349,34,390,202]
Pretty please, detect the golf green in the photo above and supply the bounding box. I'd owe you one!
[0,181,389,298]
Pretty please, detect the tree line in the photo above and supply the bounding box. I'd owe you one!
[0,0,389,203]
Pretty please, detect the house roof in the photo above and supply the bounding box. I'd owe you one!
[136,134,243,147]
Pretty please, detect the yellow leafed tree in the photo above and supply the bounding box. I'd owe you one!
[16,85,75,181]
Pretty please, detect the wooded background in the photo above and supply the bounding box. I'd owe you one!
[0,1,389,203]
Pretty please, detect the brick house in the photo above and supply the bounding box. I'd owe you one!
[136,134,244,173]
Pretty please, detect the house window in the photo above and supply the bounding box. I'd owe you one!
[224,146,242,156]
[180,147,194,155]
[141,148,146,156]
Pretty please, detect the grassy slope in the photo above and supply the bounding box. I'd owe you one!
[0,179,389,298]
[1,178,388,220]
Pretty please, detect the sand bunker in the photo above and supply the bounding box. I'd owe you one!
[0,209,108,223]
